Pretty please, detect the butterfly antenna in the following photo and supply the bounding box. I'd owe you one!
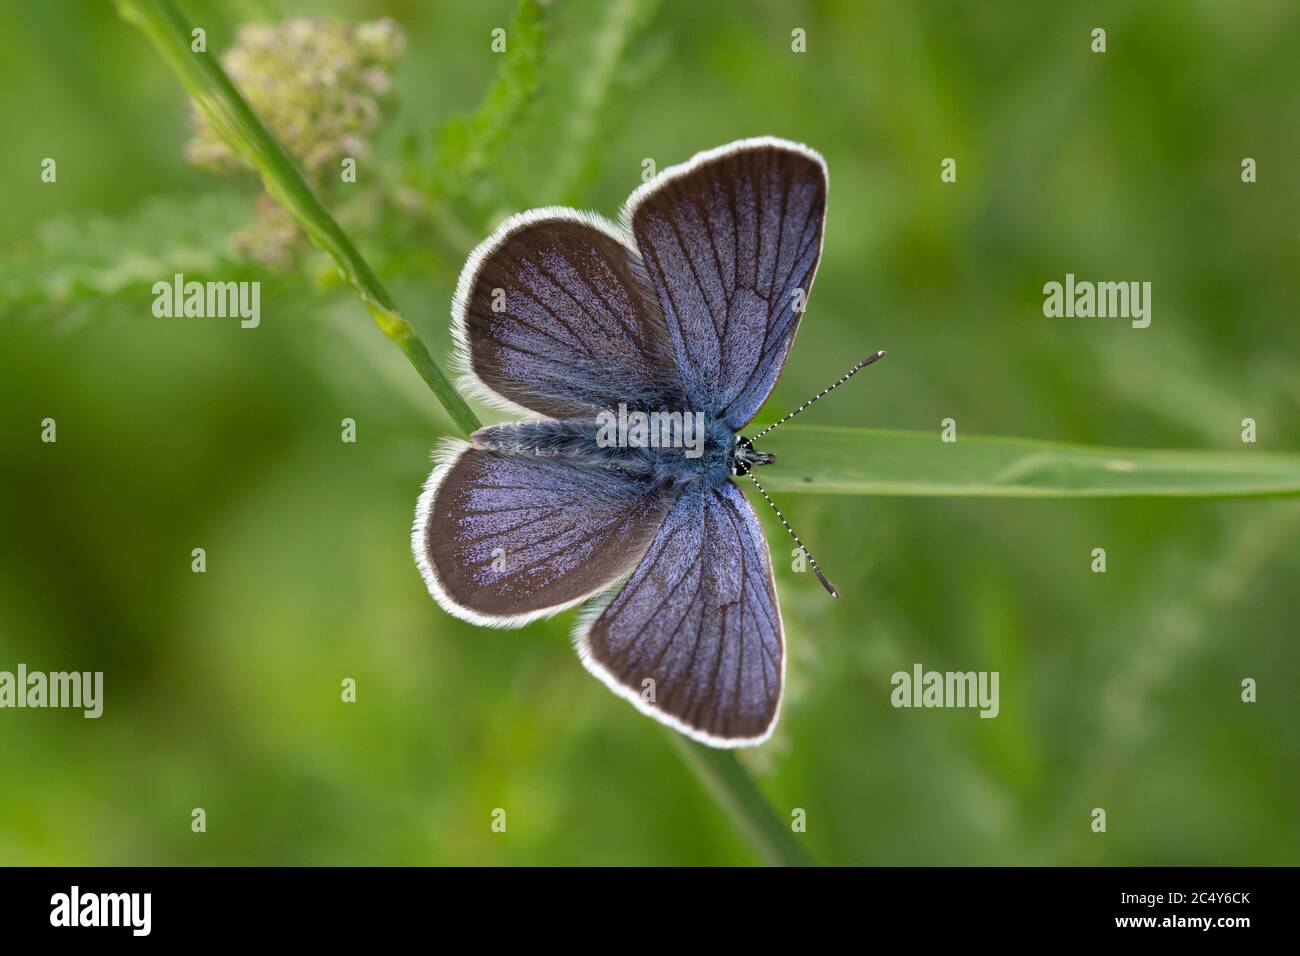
[750,350,886,442]
[744,473,838,598]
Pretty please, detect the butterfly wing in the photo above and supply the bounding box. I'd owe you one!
[625,137,828,430]
[575,480,783,746]
[414,441,672,627]
[453,208,684,419]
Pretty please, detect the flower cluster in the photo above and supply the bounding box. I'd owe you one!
[186,17,406,265]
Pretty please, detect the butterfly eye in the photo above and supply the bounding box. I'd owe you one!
[731,436,774,475]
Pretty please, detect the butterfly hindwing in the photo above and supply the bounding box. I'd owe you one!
[414,442,671,627]
[576,480,784,746]
[625,137,828,429]
[454,208,684,419]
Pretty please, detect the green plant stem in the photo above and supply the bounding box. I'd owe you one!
[759,425,1300,498]
[117,0,806,866]
[671,736,814,866]
[114,0,479,436]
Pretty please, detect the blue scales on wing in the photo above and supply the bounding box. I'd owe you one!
[415,445,671,626]
[577,480,784,745]
[625,138,828,430]
[454,209,686,418]
[418,140,826,745]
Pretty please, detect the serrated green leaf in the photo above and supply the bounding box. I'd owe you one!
[758,425,1300,498]
[415,0,546,205]
[0,192,252,310]
[526,0,663,204]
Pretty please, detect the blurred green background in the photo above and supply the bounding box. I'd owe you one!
[1,0,1298,865]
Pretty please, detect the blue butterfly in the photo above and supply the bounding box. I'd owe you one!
[413,138,882,747]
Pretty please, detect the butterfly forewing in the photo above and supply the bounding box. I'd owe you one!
[454,209,684,418]
[626,138,828,429]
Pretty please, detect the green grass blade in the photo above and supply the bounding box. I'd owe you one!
[114,0,481,436]
[759,425,1300,498]
[670,737,814,867]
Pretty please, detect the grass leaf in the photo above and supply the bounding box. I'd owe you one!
[760,425,1300,498]
[670,736,814,867]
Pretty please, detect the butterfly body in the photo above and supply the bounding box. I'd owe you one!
[414,138,828,747]
[470,416,761,495]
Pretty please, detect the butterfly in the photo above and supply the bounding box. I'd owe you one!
[413,137,882,747]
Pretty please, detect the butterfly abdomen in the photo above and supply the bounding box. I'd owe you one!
[471,419,601,458]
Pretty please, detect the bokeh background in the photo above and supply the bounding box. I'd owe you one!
[2,0,1298,865]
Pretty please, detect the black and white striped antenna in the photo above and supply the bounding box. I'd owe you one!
[745,472,838,598]
[744,349,887,598]
[750,350,885,442]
